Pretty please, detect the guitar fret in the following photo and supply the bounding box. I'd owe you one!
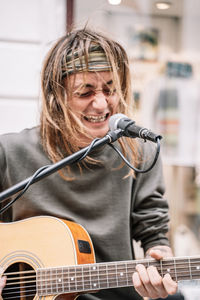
[36,256,200,297]
[56,268,59,293]
[58,268,63,293]
[46,269,50,295]
[81,265,84,291]
[173,258,178,281]
[98,264,107,289]
[188,257,192,280]
[75,266,84,290]
[175,258,191,280]
[128,263,133,285]
[83,265,91,290]
[63,267,67,292]
[117,263,128,286]
[66,266,70,293]
[97,264,100,289]
[162,260,172,278]
[43,268,47,295]
[55,268,58,293]
[36,270,42,294]
[88,265,93,289]
[50,268,53,294]
[75,266,78,291]
[61,267,64,292]
[51,268,55,294]
[69,267,76,291]
[115,263,119,287]
[106,264,109,287]
[109,263,117,288]
[125,263,129,286]
[127,263,135,285]
[91,265,99,289]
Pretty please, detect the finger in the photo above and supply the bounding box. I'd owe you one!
[148,249,164,260]
[0,267,6,296]
[147,265,168,298]
[0,276,6,295]
[163,273,178,295]
[134,264,158,299]
[132,270,148,297]
[147,246,173,260]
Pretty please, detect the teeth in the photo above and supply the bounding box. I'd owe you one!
[84,115,107,123]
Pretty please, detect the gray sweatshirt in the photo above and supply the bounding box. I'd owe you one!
[0,127,169,299]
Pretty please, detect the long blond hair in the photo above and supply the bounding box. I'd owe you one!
[40,28,139,179]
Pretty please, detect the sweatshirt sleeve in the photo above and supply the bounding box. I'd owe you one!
[131,142,170,253]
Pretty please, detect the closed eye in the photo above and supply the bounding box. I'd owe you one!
[74,87,116,98]
[103,88,116,96]
[75,91,95,98]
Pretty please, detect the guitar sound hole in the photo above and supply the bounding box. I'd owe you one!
[2,262,36,300]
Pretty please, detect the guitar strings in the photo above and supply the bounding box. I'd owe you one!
[2,271,198,300]
[3,257,200,277]
[3,260,200,284]
[2,271,200,300]
[3,269,200,289]
[1,293,36,300]
[2,264,200,299]
[3,258,200,277]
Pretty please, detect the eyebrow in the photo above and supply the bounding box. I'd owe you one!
[74,79,113,90]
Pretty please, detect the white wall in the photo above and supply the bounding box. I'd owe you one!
[0,0,66,134]
[75,0,180,59]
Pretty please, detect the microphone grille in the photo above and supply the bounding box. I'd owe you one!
[109,113,126,131]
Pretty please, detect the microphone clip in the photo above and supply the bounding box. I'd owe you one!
[107,129,124,143]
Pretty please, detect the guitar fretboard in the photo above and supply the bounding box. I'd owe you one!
[37,256,200,296]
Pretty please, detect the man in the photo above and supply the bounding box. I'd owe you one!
[0,28,177,299]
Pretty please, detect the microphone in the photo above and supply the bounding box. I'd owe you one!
[109,114,162,143]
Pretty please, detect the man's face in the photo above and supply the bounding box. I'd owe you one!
[65,71,120,141]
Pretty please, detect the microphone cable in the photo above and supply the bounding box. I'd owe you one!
[108,136,161,173]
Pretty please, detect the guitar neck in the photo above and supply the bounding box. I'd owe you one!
[37,256,200,296]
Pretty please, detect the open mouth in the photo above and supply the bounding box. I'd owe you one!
[83,113,110,123]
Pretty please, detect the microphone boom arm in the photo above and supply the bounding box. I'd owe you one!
[0,129,124,203]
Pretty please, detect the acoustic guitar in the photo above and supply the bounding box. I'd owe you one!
[1,216,199,299]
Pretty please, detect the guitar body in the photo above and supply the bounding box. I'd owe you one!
[0,216,95,300]
[2,216,198,300]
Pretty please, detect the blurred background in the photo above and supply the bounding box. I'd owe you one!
[1,0,200,298]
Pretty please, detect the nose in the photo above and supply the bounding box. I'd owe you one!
[92,91,108,110]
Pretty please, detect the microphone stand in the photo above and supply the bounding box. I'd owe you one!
[0,129,124,202]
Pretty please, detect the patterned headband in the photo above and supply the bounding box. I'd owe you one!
[62,44,112,76]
